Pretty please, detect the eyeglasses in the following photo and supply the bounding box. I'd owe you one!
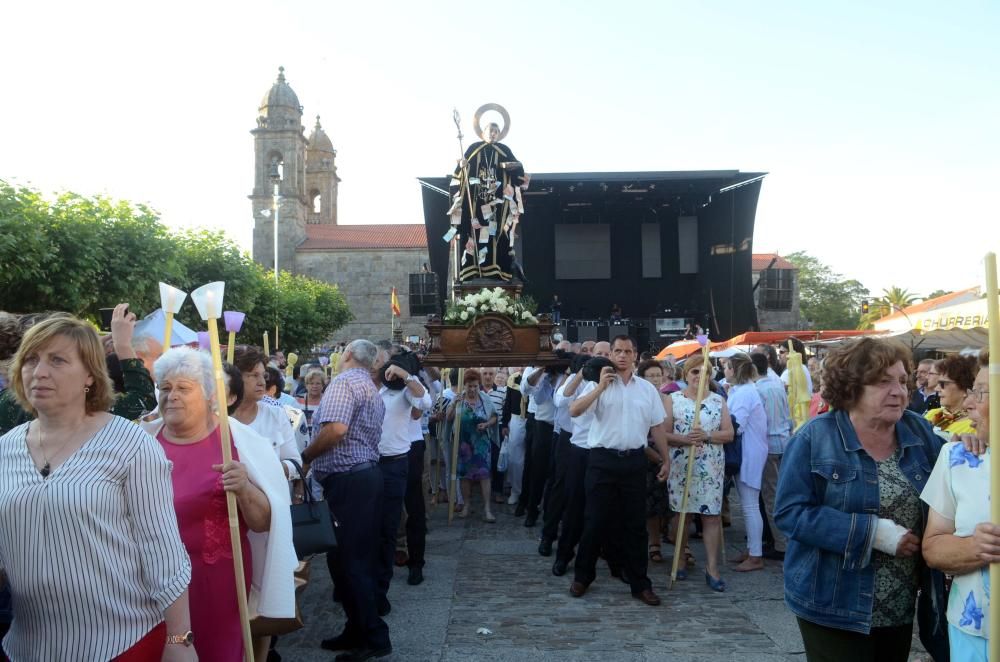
[970,388,990,403]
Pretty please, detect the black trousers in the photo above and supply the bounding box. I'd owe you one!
[526,419,555,518]
[376,455,408,603]
[555,444,589,563]
[541,430,572,542]
[796,617,912,662]
[490,440,504,496]
[519,412,536,506]
[573,448,651,595]
[405,440,427,569]
[321,465,390,649]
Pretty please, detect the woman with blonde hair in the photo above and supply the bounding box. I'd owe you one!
[0,315,194,661]
[663,353,735,590]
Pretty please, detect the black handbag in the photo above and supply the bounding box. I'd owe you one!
[287,460,337,559]
[724,415,743,478]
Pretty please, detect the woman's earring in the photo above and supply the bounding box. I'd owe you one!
[84,386,90,394]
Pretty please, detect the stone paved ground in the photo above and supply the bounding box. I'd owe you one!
[277,491,933,662]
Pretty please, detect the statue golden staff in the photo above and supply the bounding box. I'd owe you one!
[191,282,254,661]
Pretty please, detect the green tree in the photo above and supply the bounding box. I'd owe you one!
[926,289,952,300]
[0,181,351,353]
[785,251,870,330]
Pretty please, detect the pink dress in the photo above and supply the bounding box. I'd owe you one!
[158,427,252,662]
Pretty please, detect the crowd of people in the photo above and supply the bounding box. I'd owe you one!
[0,304,995,662]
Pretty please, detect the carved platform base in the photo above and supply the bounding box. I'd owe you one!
[423,313,560,368]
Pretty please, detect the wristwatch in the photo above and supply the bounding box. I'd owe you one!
[166,631,194,647]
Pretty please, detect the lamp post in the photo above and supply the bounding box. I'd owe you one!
[269,160,282,353]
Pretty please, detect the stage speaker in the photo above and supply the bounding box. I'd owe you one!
[678,216,698,274]
[408,272,440,317]
[577,325,598,342]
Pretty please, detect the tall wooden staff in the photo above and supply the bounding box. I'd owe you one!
[192,282,254,662]
[448,368,466,524]
[158,282,187,356]
[986,253,999,662]
[670,336,712,587]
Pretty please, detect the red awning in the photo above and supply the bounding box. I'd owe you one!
[655,330,875,361]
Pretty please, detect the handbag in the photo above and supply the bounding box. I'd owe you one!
[724,415,743,478]
[286,460,337,559]
[497,438,510,472]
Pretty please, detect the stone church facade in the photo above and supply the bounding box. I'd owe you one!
[250,68,430,343]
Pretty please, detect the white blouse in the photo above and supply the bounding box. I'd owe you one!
[0,416,191,661]
[246,402,304,479]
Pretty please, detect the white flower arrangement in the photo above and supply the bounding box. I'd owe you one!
[443,287,539,326]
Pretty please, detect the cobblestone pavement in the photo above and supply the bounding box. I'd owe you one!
[277,491,932,662]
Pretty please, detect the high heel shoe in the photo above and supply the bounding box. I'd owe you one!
[705,571,726,592]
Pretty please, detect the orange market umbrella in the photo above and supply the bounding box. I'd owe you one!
[655,339,706,361]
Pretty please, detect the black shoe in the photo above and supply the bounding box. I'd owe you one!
[608,565,622,579]
[538,538,553,556]
[335,646,392,661]
[763,548,785,561]
[524,513,538,528]
[321,633,361,652]
[407,566,424,586]
[514,502,526,517]
[376,596,391,617]
[552,559,568,576]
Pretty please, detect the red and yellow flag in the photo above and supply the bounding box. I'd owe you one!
[391,287,401,317]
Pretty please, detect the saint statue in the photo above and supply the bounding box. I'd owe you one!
[447,104,529,283]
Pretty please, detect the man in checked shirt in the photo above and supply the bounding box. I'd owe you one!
[302,339,392,661]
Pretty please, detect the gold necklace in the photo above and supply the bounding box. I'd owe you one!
[33,423,52,478]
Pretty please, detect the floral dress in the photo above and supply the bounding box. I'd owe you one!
[457,397,492,481]
[668,391,726,515]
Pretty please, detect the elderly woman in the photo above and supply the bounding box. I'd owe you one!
[775,337,946,661]
[232,345,303,480]
[925,353,977,438]
[0,315,194,661]
[723,352,769,572]
[636,360,669,563]
[922,351,994,661]
[446,368,500,522]
[297,367,327,438]
[664,353,735,590]
[143,347,297,662]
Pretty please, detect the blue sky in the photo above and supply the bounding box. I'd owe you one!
[2,0,997,298]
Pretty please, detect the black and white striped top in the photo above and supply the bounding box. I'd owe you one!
[0,415,191,661]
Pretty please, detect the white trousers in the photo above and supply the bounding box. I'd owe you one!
[736,479,763,557]
[505,415,527,499]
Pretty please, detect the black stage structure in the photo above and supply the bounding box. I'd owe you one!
[418,170,766,352]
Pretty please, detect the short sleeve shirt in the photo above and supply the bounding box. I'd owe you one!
[310,368,384,478]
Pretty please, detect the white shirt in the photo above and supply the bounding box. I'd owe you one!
[586,375,665,450]
[921,442,992,639]
[781,364,813,393]
[557,378,595,448]
[523,367,539,415]
[247,401,303,479]
[379,386,432,456]
[551,375,572,435]
[523,367,556,424]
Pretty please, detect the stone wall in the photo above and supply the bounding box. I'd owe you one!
[296,247,431,342]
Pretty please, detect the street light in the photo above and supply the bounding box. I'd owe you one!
[269,160,282,351]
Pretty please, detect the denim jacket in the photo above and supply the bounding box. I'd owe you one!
[775,409,944,636]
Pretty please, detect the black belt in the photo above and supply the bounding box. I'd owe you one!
[330,460,378,475]
[593,447,644,457]
[379,452,409,463]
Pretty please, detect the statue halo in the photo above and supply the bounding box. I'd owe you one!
[473,103,510,141]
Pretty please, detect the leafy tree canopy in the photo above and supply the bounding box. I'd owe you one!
[784,251,869,330]
[0,180,351,354]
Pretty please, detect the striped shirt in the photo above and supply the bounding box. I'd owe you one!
[0,415,191,661]
[310,367,385,478]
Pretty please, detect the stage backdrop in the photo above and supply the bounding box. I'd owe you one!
[418,170,765,344]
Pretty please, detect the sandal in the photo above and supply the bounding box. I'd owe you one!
[684,547,697,567]
[483,512,497,523]
[648,545,663,563]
